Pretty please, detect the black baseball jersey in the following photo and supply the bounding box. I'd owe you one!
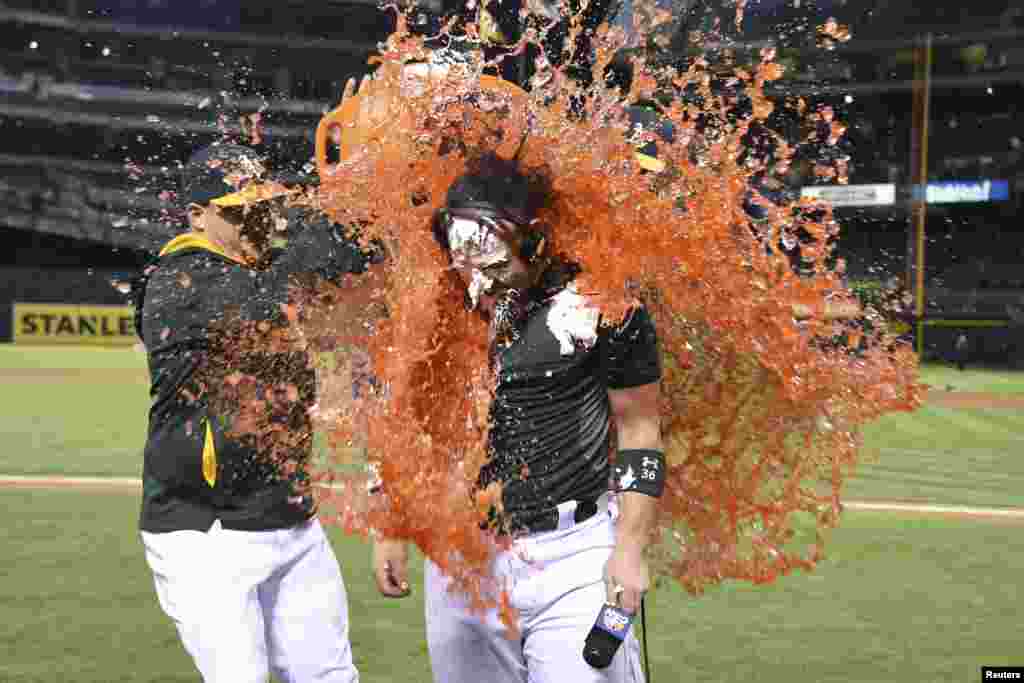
[479,299,661,532]
[135,217,366,533]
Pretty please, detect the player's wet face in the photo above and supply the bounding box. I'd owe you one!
[231,202,284,258]
[192,201,283,262]
[448,216,533,317]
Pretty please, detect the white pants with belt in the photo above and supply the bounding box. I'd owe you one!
[425,498,644,683]
[141,518,359,683]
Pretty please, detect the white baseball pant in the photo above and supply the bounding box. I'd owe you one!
[425,500,644,683]
[141,517,359,683]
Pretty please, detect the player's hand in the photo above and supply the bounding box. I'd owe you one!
[333,62,450,166]
[337,67,407,146]
[342,73,391,130]
[373,537,411,598]
[603,542,649,614]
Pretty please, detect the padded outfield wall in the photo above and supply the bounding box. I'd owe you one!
[0,267,136,345]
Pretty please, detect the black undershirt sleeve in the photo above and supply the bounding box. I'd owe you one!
[603,305,662,390]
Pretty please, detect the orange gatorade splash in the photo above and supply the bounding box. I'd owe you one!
[278,3,922,621]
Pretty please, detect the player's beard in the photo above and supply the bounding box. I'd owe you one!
[487,286,531,364]
[485,256,583,366]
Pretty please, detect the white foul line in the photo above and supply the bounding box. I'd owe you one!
[0,475,141,488]
[842,501,1024,518]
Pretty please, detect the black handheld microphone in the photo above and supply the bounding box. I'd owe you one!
[583,603,636,669]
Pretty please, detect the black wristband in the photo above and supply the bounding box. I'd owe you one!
[612,449,665,498]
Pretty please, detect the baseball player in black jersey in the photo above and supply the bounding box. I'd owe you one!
[133,143,365,682]
[373,154,665,683]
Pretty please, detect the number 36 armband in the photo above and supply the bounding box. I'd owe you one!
[611,449,665,498]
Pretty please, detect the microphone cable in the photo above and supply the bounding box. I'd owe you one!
[640,596,651,683]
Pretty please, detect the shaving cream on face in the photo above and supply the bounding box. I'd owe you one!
[466,270,495,310]
[448,217,504,256]
[448,217,512,309]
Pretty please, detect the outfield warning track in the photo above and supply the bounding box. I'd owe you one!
[2,475,1023,520]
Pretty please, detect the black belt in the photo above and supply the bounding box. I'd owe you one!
[489,498,600,536]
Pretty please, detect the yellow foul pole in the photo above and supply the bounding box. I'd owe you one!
[909,34,932,356]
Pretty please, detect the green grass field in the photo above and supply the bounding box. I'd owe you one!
[851,362,1024,508]
[3,346,1022,507]
[848,405,1024,508]
[2,346,1022,682]
[0,346,148,477]
[919,363,1024,394]
[1,487,1020,683]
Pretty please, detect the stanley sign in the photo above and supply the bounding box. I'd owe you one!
[13,303,137,346]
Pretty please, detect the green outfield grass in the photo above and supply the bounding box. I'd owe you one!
[847,405,1024,508]
[0,346,149,477]
[3,348,1024,510]
[919,362,1024,394]
[2,348,1022,681]
[0,487,1019,683]
[0,345,149,371]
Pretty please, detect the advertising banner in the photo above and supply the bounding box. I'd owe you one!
[12,303,137,346]
[801,184,896,207]
[924,180,1010,204]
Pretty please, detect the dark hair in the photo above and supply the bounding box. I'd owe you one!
[432,154,553,252]
[430,155,581,300]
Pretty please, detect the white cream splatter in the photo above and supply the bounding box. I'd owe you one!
[448,217,510,310]
[447,217,504,257]
[546,285,599,355]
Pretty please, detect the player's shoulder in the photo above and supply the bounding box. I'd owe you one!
[159,247,248,285]
[602,303,656,339]
[144,249,243,314]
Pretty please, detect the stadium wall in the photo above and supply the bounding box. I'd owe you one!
[0,267,135,345]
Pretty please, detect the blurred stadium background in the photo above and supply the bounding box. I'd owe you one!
[0,0,1022,363]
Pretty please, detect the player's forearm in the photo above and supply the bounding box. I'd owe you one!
[613,414,662,552]
[609,382,663,551]
[615,491,658,551]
